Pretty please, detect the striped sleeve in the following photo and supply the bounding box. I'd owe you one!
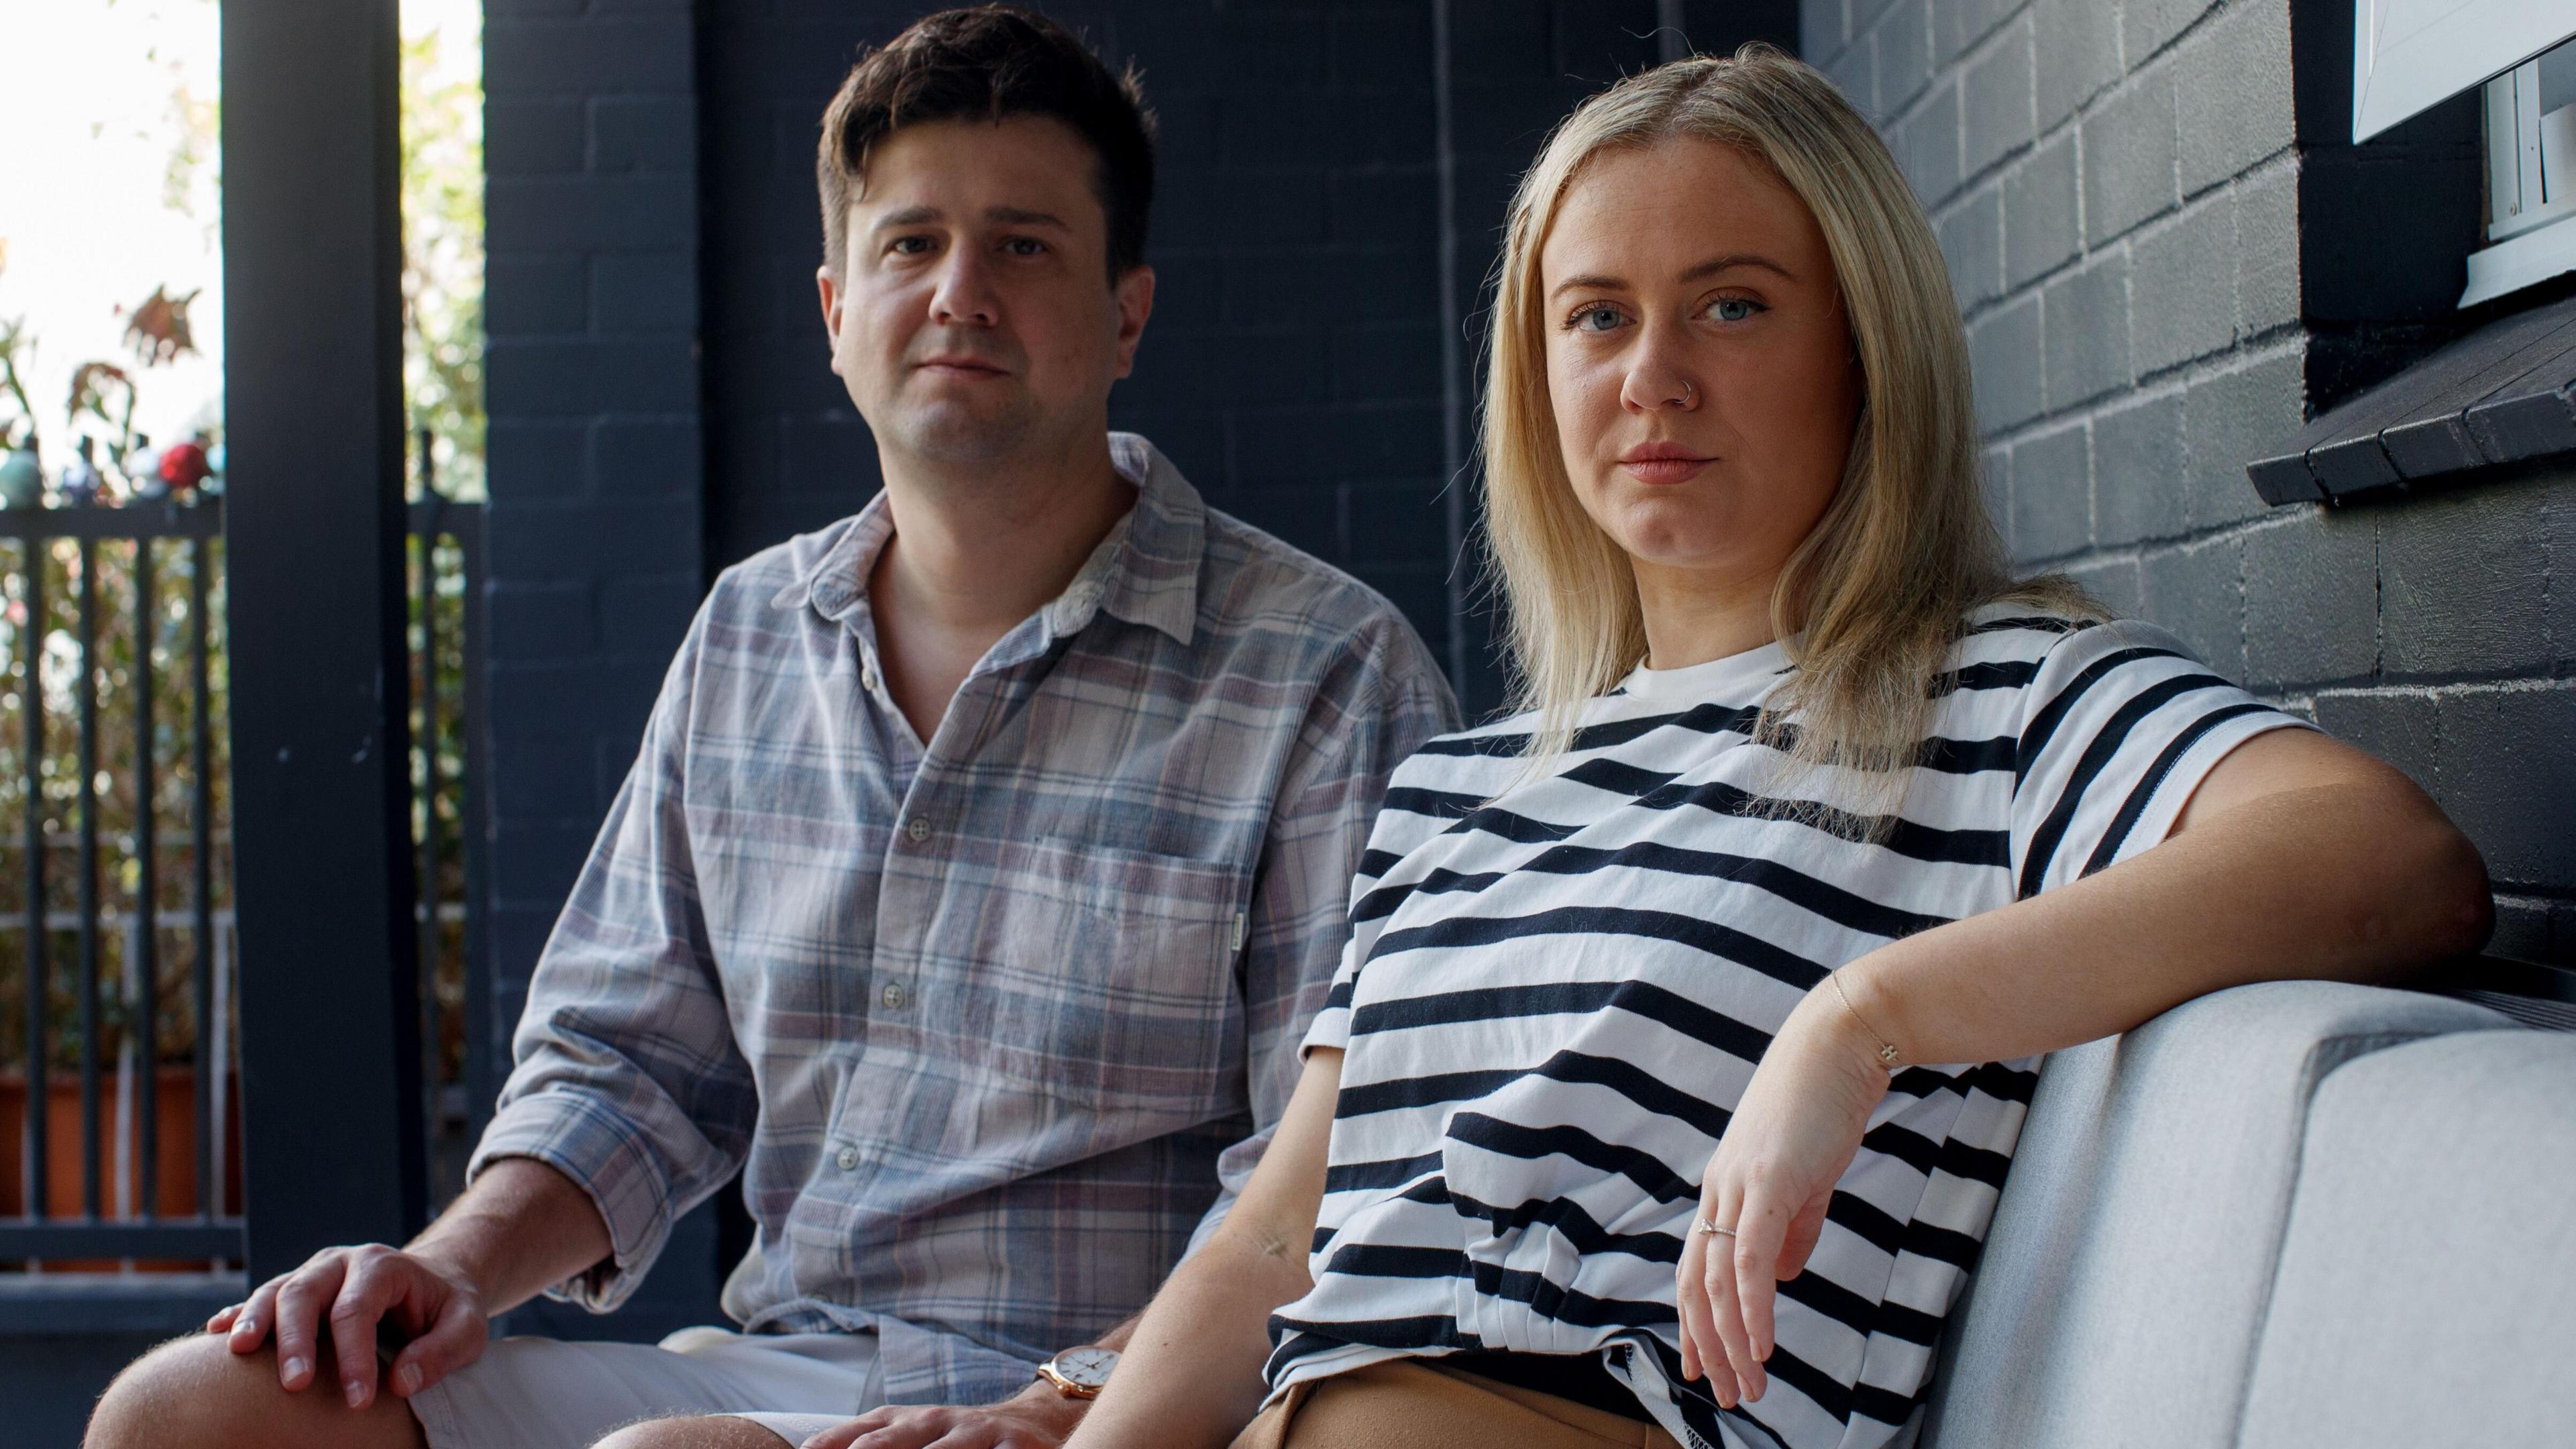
[2007,619,2313,899]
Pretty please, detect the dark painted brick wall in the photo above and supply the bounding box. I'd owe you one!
[484,0,1790,1336]
[483,0,715,1340]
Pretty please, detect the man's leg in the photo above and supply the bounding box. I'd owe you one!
[87,1328,875,1449]
[86,1333,427,1449]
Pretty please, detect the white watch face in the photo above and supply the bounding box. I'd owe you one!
[1053,1346,1118,1388]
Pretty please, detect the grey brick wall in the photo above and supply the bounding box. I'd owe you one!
[1804,0,2576,965]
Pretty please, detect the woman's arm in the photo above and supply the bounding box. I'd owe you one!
[1065,1048,1345,1449]
[1846,727,2489,1064]
[1677,728,2490,1405]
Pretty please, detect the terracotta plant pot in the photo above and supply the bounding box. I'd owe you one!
[0,1065,244,1271]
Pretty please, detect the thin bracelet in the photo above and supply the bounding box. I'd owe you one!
[1829,969,1904,1072]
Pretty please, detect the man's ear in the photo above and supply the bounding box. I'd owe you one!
[816,266,845,375]
[1111,264,1155,381]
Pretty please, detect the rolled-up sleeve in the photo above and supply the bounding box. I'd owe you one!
[1185,619,1458,1254]
[466,606,759,1311]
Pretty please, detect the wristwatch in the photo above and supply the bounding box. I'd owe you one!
[1034,1345,1120,1399]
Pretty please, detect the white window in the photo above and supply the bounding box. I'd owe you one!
[2353,1,2576,306]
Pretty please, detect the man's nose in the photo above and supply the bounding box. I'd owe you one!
[928,250,1000,327]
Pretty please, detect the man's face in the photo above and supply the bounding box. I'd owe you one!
[818,116,1153,470]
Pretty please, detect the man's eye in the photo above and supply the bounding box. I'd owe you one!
[890,235,934,256]
[1003,237,1048,257]
[1710,297,1764,323]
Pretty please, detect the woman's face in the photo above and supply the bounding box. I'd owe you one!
[1538,138,1861,591]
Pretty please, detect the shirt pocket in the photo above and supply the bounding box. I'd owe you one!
[953,835,1250,1121]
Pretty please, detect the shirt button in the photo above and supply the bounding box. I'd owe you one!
[835,1146,859,1171]
[861,663,878,692]
[905,816,930,843]
[880,981,908,1010]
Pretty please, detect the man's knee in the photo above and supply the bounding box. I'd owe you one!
[592,1415,792,1449]
[86,1333,425,1449]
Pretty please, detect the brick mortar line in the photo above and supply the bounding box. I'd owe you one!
[1975,334,2307,450]
[1911,0,2288,222]
[1943,129,2298,336]
[2012,499,2319,572]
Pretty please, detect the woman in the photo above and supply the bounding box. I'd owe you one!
[1056,48,2488,1449]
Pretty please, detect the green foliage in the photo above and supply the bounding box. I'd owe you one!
[402,23,486,501]
[0,535,231,1074]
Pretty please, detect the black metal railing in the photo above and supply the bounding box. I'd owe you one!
[410,437,491,1205]
[0,464,486,1270]
[0,498,239,1264]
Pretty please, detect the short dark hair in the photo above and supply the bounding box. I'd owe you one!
[816,5,1157,281]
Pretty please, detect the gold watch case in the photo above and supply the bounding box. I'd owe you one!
[1036,1345,1119,1399]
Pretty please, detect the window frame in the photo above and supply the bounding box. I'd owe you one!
[2462,54,2576,306]
[2353,0,2575,142]
[2351,1,2576,307]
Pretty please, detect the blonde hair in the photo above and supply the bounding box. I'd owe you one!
[1482,45,2095,794]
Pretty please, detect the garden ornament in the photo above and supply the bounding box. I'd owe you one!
[158,435,211,496]
[123,432,164,500]
[0,438,43,509]
[58,435,104,506]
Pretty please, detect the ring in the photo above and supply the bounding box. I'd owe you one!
[1691,1217,1735,1237]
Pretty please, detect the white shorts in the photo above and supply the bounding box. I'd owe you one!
[407,1326,884,1449]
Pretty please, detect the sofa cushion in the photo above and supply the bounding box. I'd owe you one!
[2235,1028,2576,1449]
[1919,981,2508,1449]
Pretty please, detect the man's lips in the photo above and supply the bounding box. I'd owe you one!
[913,356,1011,378]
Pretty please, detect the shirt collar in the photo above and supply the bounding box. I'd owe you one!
[775,431,1203,649]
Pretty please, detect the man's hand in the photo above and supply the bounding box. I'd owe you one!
[205,1242,489,1411]
[796,1382,1087,1449]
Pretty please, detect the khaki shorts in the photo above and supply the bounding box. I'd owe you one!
[1235,1358,1682,1449]
[408,1326,883,1449]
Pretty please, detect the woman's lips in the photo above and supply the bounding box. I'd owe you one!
[1618,451,1715,484]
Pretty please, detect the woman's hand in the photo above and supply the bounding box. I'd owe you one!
[1675,980,1892,1407]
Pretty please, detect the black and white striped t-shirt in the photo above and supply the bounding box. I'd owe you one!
[1265,610,2308,1449]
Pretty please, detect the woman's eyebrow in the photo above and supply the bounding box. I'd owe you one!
[1680,252,1796,283]
[1548,254,1799,300]
[1549,272,1627,299]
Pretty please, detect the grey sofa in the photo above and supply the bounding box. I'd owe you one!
[1920,980,2575,1448]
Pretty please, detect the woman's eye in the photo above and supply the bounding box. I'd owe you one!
[1709,297,1764,323]
[1570,307,1625,333]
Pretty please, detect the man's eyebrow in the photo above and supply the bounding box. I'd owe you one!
[986,206,1069,228]
[870,204,942,231]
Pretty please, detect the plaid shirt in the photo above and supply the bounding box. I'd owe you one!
[470,434,1457,1405]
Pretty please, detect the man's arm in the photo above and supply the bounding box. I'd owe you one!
[1181,627,1458,1255]
[206,1159,610,1410]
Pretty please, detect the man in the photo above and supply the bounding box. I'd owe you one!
[85,9,1454,1449]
